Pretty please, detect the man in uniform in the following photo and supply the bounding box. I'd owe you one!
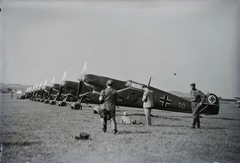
[99,80,118,134]
[190,83,206,129]
[142,85,154,126]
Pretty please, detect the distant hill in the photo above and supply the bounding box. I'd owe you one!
[0,83,32,93]
[168,91,237,102]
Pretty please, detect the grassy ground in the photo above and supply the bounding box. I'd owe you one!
[1,94,240,163]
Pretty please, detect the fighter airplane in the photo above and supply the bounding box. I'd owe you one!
[69,74,218,115]
[23,62,219,115]
[57,62,219,115]
[45,71,81,106]
[48,63,94,107]
[45,76,67,105]
[234,97,240,108]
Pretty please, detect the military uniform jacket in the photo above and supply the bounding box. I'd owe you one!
[190,89,205,103]
[100,88,118,111]
[143,89,154,108]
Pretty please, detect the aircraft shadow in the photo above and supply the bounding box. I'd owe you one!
[153,124,185,127]
[211,117,238,121]
[118,130,151,135]
[2,141,41,147]
[202,127,226,129]
[130,113,181,121]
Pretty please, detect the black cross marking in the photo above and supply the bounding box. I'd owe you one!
[159,95,171,107]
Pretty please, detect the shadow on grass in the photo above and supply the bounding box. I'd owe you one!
[154,124,185,127]
[130,113,181,120]
[202,127,226,129]
[118,130,151,134]
[211,117,238,121]
[162,132,185,135]
[3,141,42,147]
[0,132,17,135]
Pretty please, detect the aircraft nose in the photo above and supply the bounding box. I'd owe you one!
[83,74,91,83]
[62,81,69,88]
[52,84,59,89]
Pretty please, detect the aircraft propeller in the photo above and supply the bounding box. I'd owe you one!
[39,79,48,98]
[48,76,55,96]
[77,62,87,97]
[39,81,43,89]
[43,79,48,87]
[35,84,39,91]
[58,70,67,97]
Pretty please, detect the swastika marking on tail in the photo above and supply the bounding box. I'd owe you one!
[208,95,216,104]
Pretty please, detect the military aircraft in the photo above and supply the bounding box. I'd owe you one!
[34,79,49,102]
[24,77,60,103]
[55,62,219,115]
[56,80,92,107]
[45,76,64,105]
[234,97,240,108]
[69,74,218,115]
[43,72,83,105]
[23,62,219,115]
[53,63,95,108]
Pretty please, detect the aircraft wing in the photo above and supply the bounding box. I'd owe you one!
[117,87,144,106]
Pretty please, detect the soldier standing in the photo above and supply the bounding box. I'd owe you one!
[99,80,118,134]
[142,85,154,126]
[11,92,13,99]
[190,83,206,129]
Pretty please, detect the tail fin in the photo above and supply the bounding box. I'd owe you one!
[201,93,219,115]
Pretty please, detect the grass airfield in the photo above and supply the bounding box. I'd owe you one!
[1,94,240,163]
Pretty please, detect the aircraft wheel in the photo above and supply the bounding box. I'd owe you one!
[71,103,82,110]
[59,101,67,106]
[50,100,56,105]
[75,104,82,110]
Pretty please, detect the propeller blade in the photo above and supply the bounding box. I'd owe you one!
[44,79,48,86]
[49,87,53,96]
[81,62,87,76]
[40,89,44,97]
[39,82,43,88]
[77,80,83,98]
[58,85,63,97]
[78,62,87,81]
[51,76,55,84]
[62,70,67,81]
[76,62,87,97]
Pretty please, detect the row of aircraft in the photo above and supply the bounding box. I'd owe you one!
[23,62,220,115]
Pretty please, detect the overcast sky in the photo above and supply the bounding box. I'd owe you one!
[0,0,239,98]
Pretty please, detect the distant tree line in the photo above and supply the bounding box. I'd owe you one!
[0,88,16,93]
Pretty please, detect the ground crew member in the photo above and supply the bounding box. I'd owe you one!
[99,79,118,134]
[190,83,206,129]
[142,85,154,126]
[11,92,13,99]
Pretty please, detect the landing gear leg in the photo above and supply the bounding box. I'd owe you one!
[58,95,69,106]
[71,97,84,110]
